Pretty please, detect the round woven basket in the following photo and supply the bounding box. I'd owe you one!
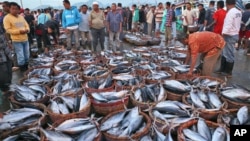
[130,87,167,111]
[182,93,227,121]
[175,71,201,80]
[165,90,186,102]
[0,103,47,140]
[83,81,115,95]
[177,119,229,141]
[46,94,91,122]
[102,110,151,141]
[133,68,150,76]
[91,96,129,116]
[40,115,102,141]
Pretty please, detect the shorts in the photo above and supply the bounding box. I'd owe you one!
[155,22,162,31]
[239,30,250,38]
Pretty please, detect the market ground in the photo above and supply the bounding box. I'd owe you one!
[0,37,250,113]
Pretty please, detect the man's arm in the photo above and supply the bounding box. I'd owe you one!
[204,9,210,26]
[3,17,21,35]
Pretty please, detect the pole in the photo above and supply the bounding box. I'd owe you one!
[20,0,23,8]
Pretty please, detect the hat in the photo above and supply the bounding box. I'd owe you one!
[92,1,99,5]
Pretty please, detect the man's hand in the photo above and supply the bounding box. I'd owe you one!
[187,71,193,78]
[20,30,28,34]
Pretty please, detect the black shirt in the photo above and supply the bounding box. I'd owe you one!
[24,14,35,27]
[198,8,206,24]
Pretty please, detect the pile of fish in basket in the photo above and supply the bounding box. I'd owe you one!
[1,46,250,141]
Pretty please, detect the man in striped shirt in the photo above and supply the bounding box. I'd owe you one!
[165,2,173,45]
[155,2,164,38]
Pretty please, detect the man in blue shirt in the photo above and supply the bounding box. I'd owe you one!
[62,0,81,50]
[106,3,123,52]
[79,4,91,50]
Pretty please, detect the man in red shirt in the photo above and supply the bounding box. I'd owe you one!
[207,1,226,35]
[178,31,225,76]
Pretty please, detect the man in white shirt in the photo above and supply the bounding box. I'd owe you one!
[182,2,196,34]
[218,0,242,77]
[79,4,92,50]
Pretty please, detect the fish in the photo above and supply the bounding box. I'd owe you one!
[183,129,207,141]
[163,80,191,94]
[28,68,51,76]
[197,118,212,140]
[190,89,206,109]
[221,88,250,102]
[237,106,249,125]
[211,127,226,141]
[92,90,128,103]
[40,128,74,141]
[3,131,40,141]
[147,70,172,80]
[207,91,223,108]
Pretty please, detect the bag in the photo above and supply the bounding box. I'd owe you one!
[35,24,43,35]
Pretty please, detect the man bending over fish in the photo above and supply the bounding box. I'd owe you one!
[178,31,225,76]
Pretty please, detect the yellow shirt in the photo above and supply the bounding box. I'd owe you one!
[89,10,105,29]
[3,14,30,42]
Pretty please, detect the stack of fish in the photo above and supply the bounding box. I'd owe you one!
[80,57,96,65]
[134,62,158,70]
[221,86,250,104]
[140,127,174,141]
[85,75,113,89]
[112,66,132,74]
[169,52,187,59]
[52,76,81,95]
[27,68,52,76]
[101,107,148,138]
[180,118,229,141]
[123,50,138,59]
[40,117,99,141]
[29,56,54,67]
[2,130,41,141]
[152,101,192,125]
[192,77,223,89]
[48,94,88,114]
[54,60,80,72]
[219,106,250,126]
[22,75,52,85]
[92,90,128,103]
[163,80,191,94]
[53,72,82,81]
[11,84,47,102]
[186,89,223,109]
[146,70,172,80]
[114,74,143,87]
[133,84,165,103]
[160,59,182,68]
[83,65,109,77]
[109,58,129,67]
[0,107,44,131]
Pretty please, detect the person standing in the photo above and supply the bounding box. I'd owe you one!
[155,3,164,37]
[89,2,106,53]
[182,2,196,34]
[171,4,177,40]
[204,1,216,31]
[24,8,35,47]
[164,2,173,45]
[79,4,92,50]
[207,1,226,35]
[37,9,49,24]
[239,3,250,53]
[4,2,30,71]
[146,6,155,36]
[126,7,132,31]
[139,5,146,33]
[218,0,242,77]
[132,4,139,32]
[178,31,225,76]
[197,4,206,31]
[62,0,81,50]
[106,3,123,52]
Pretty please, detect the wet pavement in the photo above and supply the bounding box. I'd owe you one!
[0,38,250,113]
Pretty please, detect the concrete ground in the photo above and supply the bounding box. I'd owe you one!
[0,37,250,113]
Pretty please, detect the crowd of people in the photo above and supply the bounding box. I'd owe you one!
[0,0,249,92]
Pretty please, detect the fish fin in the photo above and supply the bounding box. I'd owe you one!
[47,123,53,129]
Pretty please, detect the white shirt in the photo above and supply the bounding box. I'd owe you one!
[182,9,196,26]
[222,7,242,36]
[79,12,90,32]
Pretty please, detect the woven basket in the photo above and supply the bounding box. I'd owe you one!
[165,90,186,102]
[83,81,115,95]
[133,68,150,76]
[91,96,129,116]
[102,110,151,141]
[83,70,110,81]
[182,93,226,121]
[177,119,229,141]
[130,87,167,111]
[175,71,201,79]
[0,103,47,139]
[220,96,250,109]
[40,115,102,141]
[46,94,91,122]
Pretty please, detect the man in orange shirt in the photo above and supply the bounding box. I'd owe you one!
[178,31,225,76]
[207,1,227,35]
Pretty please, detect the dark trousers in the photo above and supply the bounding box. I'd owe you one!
[91,28,105,52]
[0,60,12,91]
[183,26,188,34]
